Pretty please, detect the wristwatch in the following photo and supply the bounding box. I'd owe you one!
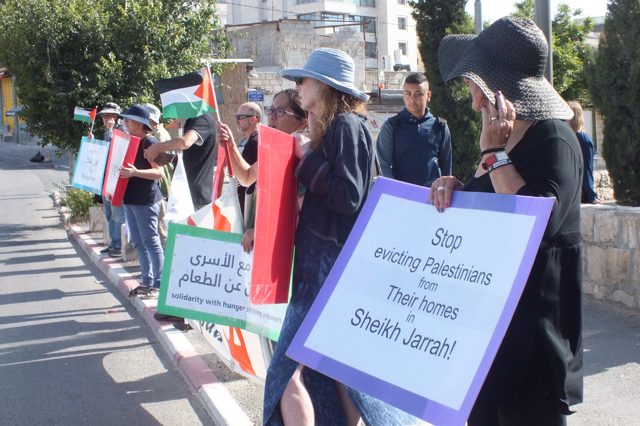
[482,150,510,171]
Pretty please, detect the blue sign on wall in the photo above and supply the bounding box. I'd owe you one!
[248,90,265,102]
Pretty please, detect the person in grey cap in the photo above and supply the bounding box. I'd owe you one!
[432,17,582,424]
[97,102,126,256]
[118,104,165,295]
[263,48,417,426]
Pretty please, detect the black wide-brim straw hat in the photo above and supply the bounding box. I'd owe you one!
[438,16,573,121]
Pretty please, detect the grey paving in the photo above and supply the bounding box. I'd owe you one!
[0,142,211,425]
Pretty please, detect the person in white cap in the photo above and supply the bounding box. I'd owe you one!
[142,103,171,143]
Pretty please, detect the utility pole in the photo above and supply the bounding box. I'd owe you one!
[474,0,483,34]
[535,0,553,83]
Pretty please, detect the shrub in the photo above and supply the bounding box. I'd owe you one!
[590,0,640,205]
[65,187,96,222]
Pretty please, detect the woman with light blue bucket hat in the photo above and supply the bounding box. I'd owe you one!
[262,48,419,426]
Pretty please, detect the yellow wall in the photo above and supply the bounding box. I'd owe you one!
[1,78,15,132]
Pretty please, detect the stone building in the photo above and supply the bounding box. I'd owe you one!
[224,19,367,110]
[218,0,419,72]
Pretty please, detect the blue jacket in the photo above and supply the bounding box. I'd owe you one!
[295,112,373,246]
[376,108,452,186]
[576,131,597,203]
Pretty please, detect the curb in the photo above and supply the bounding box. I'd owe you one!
[69,225,253,426]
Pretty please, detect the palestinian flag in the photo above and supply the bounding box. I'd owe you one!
[155,67,218,119]
[73,106,97,123]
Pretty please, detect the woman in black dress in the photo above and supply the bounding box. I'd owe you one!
[432,17,583,425]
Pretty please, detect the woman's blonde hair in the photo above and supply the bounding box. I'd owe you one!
[566,101,584,132]
[309,82,367,150]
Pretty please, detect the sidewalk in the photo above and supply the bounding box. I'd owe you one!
[68,224,255,426]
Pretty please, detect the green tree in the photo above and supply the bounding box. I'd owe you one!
[410,0,480,182]
[591,0,640,205]
[0,0,230,151]
[513,0,593,104]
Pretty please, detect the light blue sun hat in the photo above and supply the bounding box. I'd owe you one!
[280,48,369,102]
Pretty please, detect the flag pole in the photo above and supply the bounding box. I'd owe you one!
[88,106,97,138]
[206,63,234,177]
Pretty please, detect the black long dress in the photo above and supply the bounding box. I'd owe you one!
[465,120,583,422]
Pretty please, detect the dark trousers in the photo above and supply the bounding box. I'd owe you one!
[468,352,568,426]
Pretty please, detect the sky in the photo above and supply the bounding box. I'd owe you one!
[464,0,609,23]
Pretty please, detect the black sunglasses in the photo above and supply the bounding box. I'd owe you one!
[235,114,256,120]
[294,77,305,86]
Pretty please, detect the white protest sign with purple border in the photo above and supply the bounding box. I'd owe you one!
[287,177,554,425]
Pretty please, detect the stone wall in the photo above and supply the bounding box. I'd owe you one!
[581,204,640,309]
[227,20,366,93]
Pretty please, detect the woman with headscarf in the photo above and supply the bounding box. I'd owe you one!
[261,48,417,425]
[433,17,583,425]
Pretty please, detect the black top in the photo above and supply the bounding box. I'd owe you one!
[464,119,583,411]
[238,130,258,213]
[183,114,217,210]
[123,135,163,206]
[295,112,374,247]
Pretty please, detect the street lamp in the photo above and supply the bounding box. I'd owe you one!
[474,0,483,34]
[535,0,553,83]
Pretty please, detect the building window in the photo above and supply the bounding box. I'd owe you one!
[398,42,407,56]
[398,16,407,30]
[354,15,376,33]
[365,42,377,58]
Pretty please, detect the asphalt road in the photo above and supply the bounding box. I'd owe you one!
[0,143,211,425]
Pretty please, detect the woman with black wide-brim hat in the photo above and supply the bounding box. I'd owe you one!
[432,17,583,425]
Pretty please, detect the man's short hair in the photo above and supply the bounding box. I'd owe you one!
[404,73,429,86]
[243,102,262,121]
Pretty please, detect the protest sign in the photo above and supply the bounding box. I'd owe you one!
[102,129,139,207]
[71,137,109,195]
[157,223,286,340]
[250,125,297,304]
[287,177,554,425]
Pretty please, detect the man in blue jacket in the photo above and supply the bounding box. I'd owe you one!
[376,73,452,186]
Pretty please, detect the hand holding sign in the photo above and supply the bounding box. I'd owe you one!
[287,178,553,425]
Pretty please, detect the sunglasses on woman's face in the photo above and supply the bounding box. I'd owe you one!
[264,106,296,118]
[294,77,305,86]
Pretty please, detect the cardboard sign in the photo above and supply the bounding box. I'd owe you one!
[102,129,140,207]
[157,223,286,340]
[250,126,298,304]
[287,177,554,425]
[71,137,109,195]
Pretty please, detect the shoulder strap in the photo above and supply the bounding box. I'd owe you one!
[434,116,447,150]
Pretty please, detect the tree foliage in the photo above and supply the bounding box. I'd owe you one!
[0,0,230,151]
[513,0,594,105]
[410,0,480,182]
[590,0,640,205]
